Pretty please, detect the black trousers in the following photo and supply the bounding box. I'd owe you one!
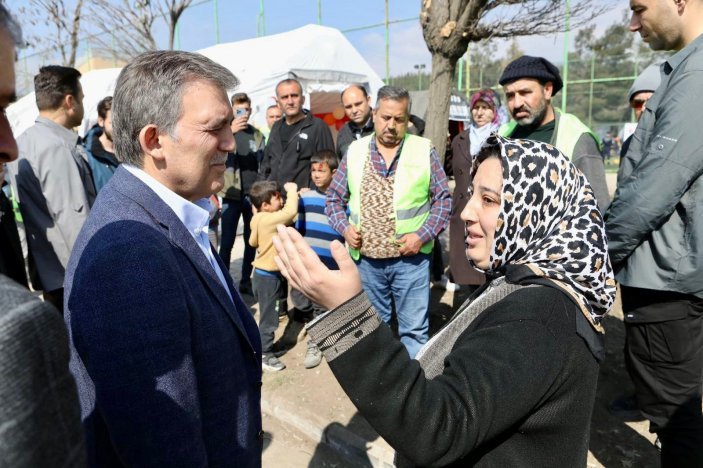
[622,286,703,467]
[252,270,284,353]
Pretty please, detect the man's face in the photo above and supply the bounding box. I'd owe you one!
[630,90,654,121]
[503,78,552,127]
[158,79,235,202]
[265,106,282,128]
[98,109,113,141]
[0,29,18,165]
[276,82,305,119]
[630,0,683,51]
[342,87,371,126]
[373,97,409,148]
[67,83,85,128]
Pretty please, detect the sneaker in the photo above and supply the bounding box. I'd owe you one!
[608,393,644,421]
[304,343,322,369]
[433,275,460,292]
[262,353,286,372]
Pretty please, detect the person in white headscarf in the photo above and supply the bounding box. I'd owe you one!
[449,89,502,289]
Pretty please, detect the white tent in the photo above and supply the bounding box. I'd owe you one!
[8,24,384,138]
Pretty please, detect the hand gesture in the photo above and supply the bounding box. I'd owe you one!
[273,225,362,311]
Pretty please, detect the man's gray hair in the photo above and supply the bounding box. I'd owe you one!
[376,85,411,110]
[0,4,24,47]
[113,50,239,166]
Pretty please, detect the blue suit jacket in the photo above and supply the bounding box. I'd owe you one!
[64,167,262,467]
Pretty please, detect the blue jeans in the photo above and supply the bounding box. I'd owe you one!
[357,254,430,358]
[218,197,254,285]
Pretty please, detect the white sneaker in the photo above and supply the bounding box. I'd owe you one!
[433,275,459,292]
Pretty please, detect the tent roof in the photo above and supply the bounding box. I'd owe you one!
[8,24,385,137]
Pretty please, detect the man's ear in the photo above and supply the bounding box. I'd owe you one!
[543,82,554,100]
[139,124,165,161]
[64,94,76,111]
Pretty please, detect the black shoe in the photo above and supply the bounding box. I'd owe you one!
[608,393,645,421]
[238,282,253,296]
[269,342,288,357]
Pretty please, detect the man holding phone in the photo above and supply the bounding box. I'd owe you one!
[218,92,264,295]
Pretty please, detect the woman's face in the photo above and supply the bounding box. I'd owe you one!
[460,157,502,269]
[471,100,495,128]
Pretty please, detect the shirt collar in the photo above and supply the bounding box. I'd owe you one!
[123,164,211,237]
[35,116,80,147]
[350,115,374,133]
[664,32,703,74]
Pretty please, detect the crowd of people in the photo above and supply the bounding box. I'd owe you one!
[1,0,703,466]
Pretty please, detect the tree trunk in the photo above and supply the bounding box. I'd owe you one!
[425,53,457,163]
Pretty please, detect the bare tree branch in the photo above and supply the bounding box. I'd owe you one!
[87,0,158,60]
[87,0,194,59]
[21,0,84,67]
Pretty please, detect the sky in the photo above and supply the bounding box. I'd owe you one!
[8,0,626,91]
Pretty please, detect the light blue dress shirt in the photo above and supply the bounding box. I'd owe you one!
[123,164,233,303]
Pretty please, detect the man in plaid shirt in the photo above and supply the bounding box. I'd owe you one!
[326,86,450,358]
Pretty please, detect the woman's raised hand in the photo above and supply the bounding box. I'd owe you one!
[273,225,362,311]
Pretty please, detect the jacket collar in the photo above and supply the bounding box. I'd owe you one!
[110,166,256,352]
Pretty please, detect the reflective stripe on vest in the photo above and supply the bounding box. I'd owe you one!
[498,110,601,159]
[346,133,434,260]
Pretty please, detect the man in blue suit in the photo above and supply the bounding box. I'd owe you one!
[64,50,263,467]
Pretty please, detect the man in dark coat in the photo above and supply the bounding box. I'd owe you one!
[260,78,334,188]
[336,83,374,159]
[64,51,263,467]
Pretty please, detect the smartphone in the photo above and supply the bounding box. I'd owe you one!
[235,108,247,118]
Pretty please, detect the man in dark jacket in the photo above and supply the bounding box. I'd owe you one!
[84,96,119,192]
[336,84,374,159]
[260,78,334,188]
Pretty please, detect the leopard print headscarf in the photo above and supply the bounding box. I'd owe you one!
[470,134,616,328]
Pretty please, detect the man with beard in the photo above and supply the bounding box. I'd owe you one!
[336,84,374,159]
[7,65,96,313]
[498,56,610,212]
[85,96,119,192]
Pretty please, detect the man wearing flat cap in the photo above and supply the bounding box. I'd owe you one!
[499,55,610,212]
